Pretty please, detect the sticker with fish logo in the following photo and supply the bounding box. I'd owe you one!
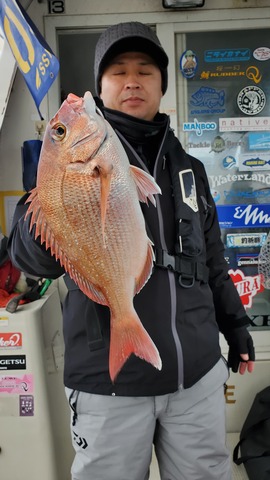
[239,153,270,171]
[179,169,198,212]
[253,47,270,61]
[237,86,266,116]
[190,87,225,115]
[180,50,198,79]
[223,156,237,169]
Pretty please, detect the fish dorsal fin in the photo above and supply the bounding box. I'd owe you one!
[25,189,108,306]
[130,165,161,206]
[135,240,155,295]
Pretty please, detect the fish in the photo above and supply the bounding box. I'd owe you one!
[25,91,162,382]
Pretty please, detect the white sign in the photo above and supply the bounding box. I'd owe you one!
[219,117,270,132]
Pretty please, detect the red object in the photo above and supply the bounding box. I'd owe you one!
[0,260,21,293]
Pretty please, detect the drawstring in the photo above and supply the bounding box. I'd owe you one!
[68,389,79,426]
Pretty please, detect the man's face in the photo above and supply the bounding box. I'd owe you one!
[100,52,163,121]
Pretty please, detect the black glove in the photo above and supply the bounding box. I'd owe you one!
[224,326,255,373]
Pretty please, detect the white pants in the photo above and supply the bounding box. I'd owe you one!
[66,357,231,480]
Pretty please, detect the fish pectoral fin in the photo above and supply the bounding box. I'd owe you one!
[130,165,161,206]
[135,241,155,295]
[109,312,162,382]
[70,270,108,306]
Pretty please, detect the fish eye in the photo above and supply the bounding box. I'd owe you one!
[51,123,67,141]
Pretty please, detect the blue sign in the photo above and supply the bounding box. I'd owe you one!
[0,0,59,118]
[204,48,250,63]
[217,204,270,228]
[248,133,270,150]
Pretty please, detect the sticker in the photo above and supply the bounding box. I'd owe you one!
[0,374,33,394]
[0,355,26,370]
[219,117,270,132]
[190,87,225,115]
[217,204,270,229]
[253,47,270,61]
[224,189,270,201]
[239,153,270,171]
[237,86,266,116]
[180,50,198,79]
[0,316,9,327]
[229,269,264,309]
[182,118,217,136]
[20,395,34,416]
[246,66,262,84]
[226,232,267,248]
[0,333,22,349]
[236,253,259,267]
[223,156,237,169]
[200,67,245,80]
[204,48,250,63]
[209,172,270,189]
[211,190,220,203]
[248,132,270,150]
[179,169,198,212]
[210,135,226,153]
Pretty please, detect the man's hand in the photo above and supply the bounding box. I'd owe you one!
[225,327,255,374]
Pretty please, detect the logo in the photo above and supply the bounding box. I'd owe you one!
[73,431,88,450]
[183,118,217,136]
[180,49,198,79]
[208,172,270,189]
[253,47,270,61]
[211,136,226,153]
[237,86,266,116]
[204,48,250,62]
[217,204,270,229]
[190,87,225,115]
[239,155,270,171]
[219,117,270,132]
[223,156,236,169]
[229,269,264,309]
[226,232,268,248]
[248,133,270,150]
[236,254,259,267]
[0,333,22,348]
[224,189,270,201]
[246,66,262,84]
[0,355,26,370]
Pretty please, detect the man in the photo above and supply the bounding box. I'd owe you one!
[8,22,255,480]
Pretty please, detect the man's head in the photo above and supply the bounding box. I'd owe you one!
[94,22,169,97]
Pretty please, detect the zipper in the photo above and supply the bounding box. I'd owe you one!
[116,127,184,388]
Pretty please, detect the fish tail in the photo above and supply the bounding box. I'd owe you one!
[109,312,162,382]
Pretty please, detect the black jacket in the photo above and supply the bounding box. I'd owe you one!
[8,107,250,396]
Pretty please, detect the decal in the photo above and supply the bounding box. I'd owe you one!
[222,156,237,169]
[210,136,226,153]
[180,49,198,79]
[20,395,34,416]
[246,66,262,84]
[239,153,270,171]
[237,86,266,116]
[204,48,250,63]
[224,188,270,201]
[179,169,198,212]
[188,141,211,149]
[0,354,26,370]
[183,118,217,136]
[189,87,225,115]
[253,47,270,61]
[0,374,33,394]
[217,204,270,229]
[229,269,264,309]
[226,232,268,248]
[211,190,221,203]
[236,253,259,267]
[0,333,22,349]
[219,117,270,132]
[200,68,245,80]
[0,316,9,327]
[208,172,270,188]
[248,133,270,150]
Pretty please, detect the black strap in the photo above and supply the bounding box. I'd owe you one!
[64,275,105,351]
[155,248,209,287]
[233,438,270,465]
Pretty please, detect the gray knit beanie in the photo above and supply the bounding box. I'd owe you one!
[94,22,169,96]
